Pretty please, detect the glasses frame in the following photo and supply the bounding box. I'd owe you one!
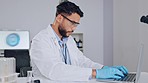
[61,14,80,27]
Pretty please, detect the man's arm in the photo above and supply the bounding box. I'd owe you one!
[92,66,128,79]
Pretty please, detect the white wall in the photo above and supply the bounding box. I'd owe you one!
[138,0,148,72]
[103,0,113,66]
[70,0,104,64]
[0,0,114,65]
[0,0,59,39]
[113,0,148,72]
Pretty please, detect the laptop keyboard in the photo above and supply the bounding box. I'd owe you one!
[114,73,136,82]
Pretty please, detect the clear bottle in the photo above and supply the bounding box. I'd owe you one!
[78,39,83,48]
[27,71,33,83]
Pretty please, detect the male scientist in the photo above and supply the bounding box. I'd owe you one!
[30,1,128,82]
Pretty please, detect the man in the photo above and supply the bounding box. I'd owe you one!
[30,1,128,82]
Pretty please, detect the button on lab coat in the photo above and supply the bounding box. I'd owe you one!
[30,25,103,82]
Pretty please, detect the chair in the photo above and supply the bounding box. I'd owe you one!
[4,50,32,77]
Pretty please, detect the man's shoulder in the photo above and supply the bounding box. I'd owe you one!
[34,27,53,39]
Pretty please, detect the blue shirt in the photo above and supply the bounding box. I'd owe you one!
[53,30,71,65]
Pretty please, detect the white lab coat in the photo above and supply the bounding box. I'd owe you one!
[30,25,103,82]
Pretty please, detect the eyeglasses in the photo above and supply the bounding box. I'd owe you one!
[61,14,80,27]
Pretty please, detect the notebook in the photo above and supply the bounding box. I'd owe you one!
[96,44,144,83]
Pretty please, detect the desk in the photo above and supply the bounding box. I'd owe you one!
[17,72,148,83]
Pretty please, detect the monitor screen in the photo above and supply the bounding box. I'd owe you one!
[0,31,30,50]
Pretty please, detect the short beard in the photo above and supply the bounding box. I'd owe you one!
[58,25,69,37]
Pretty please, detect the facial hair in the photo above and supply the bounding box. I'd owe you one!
[58,25,73,37]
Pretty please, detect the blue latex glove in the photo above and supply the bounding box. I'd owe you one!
[96,67,125,79]
[103,66,128,75]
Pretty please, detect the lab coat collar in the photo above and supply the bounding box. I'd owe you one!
[52,28,68,47]
[46,24,56,38]
[46,24,69,49]
[47,24,68,45]
[46,24,60,48]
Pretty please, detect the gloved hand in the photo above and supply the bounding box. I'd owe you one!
[103,66,128,75]
[96,67,125,79]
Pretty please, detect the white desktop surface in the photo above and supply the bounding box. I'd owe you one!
[17,72,148,83]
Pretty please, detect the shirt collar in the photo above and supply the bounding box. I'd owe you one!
[50,24,68,46]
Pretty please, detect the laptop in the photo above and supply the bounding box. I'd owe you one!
[96,44,144,83]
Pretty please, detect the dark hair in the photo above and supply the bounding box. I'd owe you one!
[56,1,83,17]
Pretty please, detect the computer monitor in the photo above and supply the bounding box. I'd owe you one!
[0,30,30,56]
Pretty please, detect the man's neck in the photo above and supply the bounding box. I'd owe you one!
[51,24,62,39]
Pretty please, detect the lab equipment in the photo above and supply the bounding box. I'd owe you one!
[6,33,20,47]
[4,50,31,75]
[27,71,33,83]
[0,30,30,83]
[34,80,40,83]
[140,15,148,24]
[0,57,18,83]
[0,30,29,56]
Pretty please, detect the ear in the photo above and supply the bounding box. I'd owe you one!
[56,14,63,23]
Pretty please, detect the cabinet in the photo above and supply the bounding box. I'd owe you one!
[71,33,83,52]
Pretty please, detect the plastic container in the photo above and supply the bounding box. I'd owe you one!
[0,73,19,83]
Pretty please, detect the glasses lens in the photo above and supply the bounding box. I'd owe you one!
[61,14,79,27]
[73,23,78,27]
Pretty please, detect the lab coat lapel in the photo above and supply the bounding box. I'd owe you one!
[46,25,61,50]
[47,25,78,65]
[66,37,79,66]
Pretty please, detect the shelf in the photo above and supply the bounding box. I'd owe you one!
[71,33,83,52]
